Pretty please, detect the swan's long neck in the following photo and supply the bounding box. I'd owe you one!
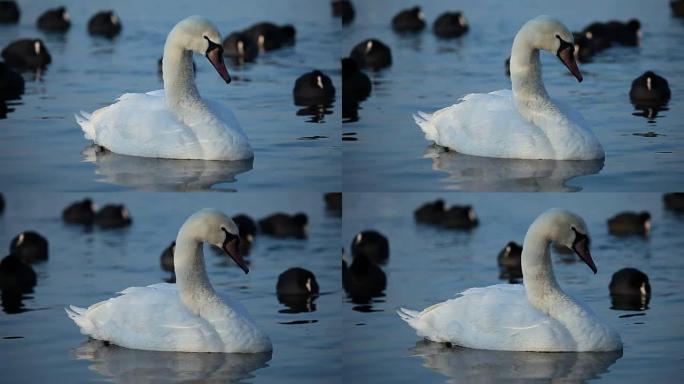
[521,222,568,314]
[162,36,205,117]
[510,32,556,122]
[174,224,218,314]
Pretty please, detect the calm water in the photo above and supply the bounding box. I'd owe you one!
[343,193,684,383]
[0,192,341,383]
[342,0,684,191]
[0,0,340,192]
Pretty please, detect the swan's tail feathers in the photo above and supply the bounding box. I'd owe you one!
[75,111,95,140]
[413,111,437,141]
[66,304,86,316]
[65,305,86,323]
[397,307,420,323]
[65,305,95,336]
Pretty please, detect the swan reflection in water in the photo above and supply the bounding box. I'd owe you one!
[424,145,604,192]
[83,145,253,191]
[410,340,622,383]
[73,339,272,383]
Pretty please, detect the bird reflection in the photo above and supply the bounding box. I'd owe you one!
[342,99,359,123]
[0,99,22,120]
[1,289,33,314]
[73,339,272,383]
[424,145,604,191]
[295,104,333,123]
[410,340,622,382]
[0,100,10,119]
[342,57,371,123]
[82,145,253,191]
[0,253,37,314]
[610,294,649,311]
[631,104,668,123]
[343,253,387,308]
[277,294,317,313]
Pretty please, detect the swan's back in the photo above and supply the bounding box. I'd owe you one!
[415,90,604,160]
[78,91,198,158]
[76,90,252,161]
[415,91,556,160]
[398,284,622,352]
[66,283,271,353]
[399,284,575,351]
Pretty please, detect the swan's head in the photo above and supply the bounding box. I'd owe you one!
[184,208,248,274]
[521,15,583,83]
[169,16,231,83]
[539,208,597,274]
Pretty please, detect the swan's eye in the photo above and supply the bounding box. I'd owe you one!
[555,35,573,56]
[204,36,222,55]
[571,227,590,247]
[221,227,239,245]
[221,226,238,238]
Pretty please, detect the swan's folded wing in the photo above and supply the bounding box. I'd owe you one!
[418,90,555,159]
[79,284,223,352]
[552,97,592,130]
[204,98,248,136]
[81,91,203,159]
[201,298,272,353]
[413,284,574,351]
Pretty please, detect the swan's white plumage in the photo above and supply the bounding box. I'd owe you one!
[76,90,251,160]
[398,209,622,352]
[75,16,252,161]
[398,284,621,352]
[415,16,604,161]
[66,209,272,353]
[66,283,270,353]
[415,90,603,160]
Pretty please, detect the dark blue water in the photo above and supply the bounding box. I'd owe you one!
[0,0,340,192]
[342,193,684,383]
[342,0,684,191]
[0,192,341,383]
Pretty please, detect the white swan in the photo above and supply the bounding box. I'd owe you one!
[76,16,253,161]
[66,209,272,353]
[414,16,604,160]
[397,208,622,352]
